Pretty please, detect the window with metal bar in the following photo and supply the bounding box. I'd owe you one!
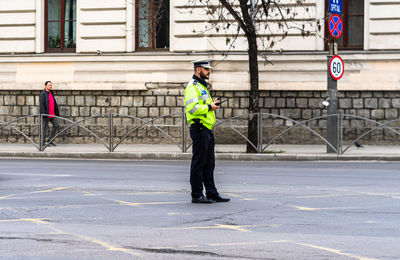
[325,0,364,50]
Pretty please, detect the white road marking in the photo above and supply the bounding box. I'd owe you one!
[289,205,352,211]
[111,199,186,207]
[1,173,72,177]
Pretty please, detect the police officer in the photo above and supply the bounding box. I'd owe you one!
[184,59,230,204]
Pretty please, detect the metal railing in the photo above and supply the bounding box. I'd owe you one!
[1,112,400,155]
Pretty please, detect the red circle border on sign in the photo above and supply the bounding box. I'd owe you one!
[329,14,343,39]
[329,55,344,80]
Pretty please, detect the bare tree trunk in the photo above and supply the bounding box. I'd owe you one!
[246,33,259,153]
[197,0,315,153]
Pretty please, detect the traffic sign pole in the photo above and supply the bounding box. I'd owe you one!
[329,40,338,55]
[327,55,339,153]
[326,0,343,154]
[327,20,339,153]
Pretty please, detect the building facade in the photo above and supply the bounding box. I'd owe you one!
[0,0,400,145]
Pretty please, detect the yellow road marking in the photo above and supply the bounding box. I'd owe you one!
[130,192,171,195]
[224,193,256,201]
[287,241,377,260]
[29,187,69,194]
[0,187,69,200]
[0,218,51,224]
[172,224,258,232]
[72,233,140,256]
[361,192,400,200]
[78,190,103,196]
[0,217,140,257]
[173,240,375,259]
[2,218,375,259]
[290,205,320,211]
[167,212,191,216]
[169,223,280,233]
[295,193,354,198]
[209,241,269,246]
[215,224,251,232]
[296,192,400,200]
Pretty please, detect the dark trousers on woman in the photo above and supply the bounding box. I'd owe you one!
[42,117,59,143]
[189,123,219,199]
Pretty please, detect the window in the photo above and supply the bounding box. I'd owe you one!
[325,0,364,50]
[45,0,76,51]
[136,0,170,49]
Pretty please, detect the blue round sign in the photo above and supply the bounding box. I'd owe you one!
[329,14,343,38]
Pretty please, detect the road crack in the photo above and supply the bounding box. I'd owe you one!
[0,236,76,245]
[124,246,272,259]
[178,209,253,226]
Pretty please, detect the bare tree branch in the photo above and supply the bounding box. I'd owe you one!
[184,0,320,152]
[218,0,248,34]
[260,0,271,20]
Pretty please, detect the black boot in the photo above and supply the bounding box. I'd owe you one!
[192,196,213,204]
[207,195,230,202]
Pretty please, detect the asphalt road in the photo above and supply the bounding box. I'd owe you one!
[0,159,399,260]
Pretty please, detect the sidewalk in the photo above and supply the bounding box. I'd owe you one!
[1,143,400,161]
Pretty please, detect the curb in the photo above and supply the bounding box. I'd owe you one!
[0,152,400,161]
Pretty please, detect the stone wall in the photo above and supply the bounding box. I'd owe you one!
[1,89,400,145]
[214,90,400,145]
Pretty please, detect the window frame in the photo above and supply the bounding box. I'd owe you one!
[45,0,76,52]
[324,0,364,50]
[135,0,170,50]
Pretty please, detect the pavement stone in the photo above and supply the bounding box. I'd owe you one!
[1,143,400,161]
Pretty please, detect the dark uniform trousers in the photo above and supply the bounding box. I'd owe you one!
[42,117,59,142]
[189,123,219,199]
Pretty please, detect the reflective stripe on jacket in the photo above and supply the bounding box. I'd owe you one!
[184,79,215,130]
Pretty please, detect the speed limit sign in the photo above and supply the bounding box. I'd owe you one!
[329,55,344,80]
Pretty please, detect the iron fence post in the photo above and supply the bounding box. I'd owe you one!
[337,113,341,155]
[109,113,114,152]
[39,114,43,151]
[257,113,263,153]
[182,110,187,153]
[337,113,343,155]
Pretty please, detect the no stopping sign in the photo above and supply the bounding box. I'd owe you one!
[329,14,343,39]
[329,55,344,80]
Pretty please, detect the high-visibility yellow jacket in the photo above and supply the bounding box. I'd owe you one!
[184,77,215,130]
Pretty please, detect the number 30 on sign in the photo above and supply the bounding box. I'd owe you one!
[329,55,344,80]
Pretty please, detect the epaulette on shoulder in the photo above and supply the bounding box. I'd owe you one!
[186,79,197,88]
